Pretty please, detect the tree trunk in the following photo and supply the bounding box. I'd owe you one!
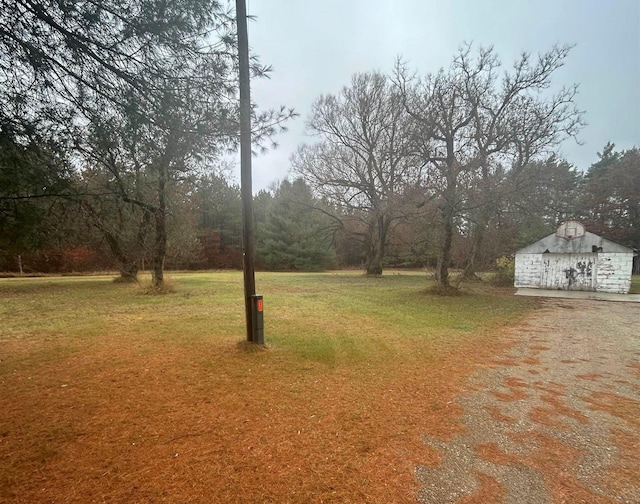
[82,201,145,282]
[456,224,484,286]
[119,263,139,282]
[17,254,23,275]
[458,163,492,285]
[366,251,383,275]
[151,167,167,287]
[436,165,457,289]
[101,229,139,282]
[365,215,387,275]
[436,207,453,288]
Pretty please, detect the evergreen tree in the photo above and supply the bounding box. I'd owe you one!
[0,120,73,271]
[256,179,335,271]
[582,145,640,248]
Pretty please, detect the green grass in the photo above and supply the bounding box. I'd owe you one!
[0,271,536,371]
[630,274,640,294]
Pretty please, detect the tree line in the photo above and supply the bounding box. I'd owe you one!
[1,2,637,286]
[2,135,637,279]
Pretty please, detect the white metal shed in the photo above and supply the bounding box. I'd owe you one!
[514,221,634,294]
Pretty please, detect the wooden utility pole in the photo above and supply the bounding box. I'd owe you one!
[236,0,263,343]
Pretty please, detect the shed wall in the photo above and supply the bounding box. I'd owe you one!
[515,253,543,288]
[515,252,633,293]
[595,253,633,294]
[540,253,597,291]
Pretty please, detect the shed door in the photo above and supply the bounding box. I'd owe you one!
[540,253,597,291]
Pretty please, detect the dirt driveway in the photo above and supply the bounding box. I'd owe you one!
[415,298,640,504]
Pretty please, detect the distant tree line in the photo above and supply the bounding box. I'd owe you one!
[2,139,638,277]
[0,3,637,283]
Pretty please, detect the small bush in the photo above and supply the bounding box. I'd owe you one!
[491,256,515,287]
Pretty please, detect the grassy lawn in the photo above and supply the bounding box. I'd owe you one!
[0,271,536,503]
[630,274,640,294]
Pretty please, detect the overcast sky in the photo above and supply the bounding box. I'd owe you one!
[240,0,640,192]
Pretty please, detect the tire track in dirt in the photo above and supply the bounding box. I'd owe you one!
[415,298,640,504]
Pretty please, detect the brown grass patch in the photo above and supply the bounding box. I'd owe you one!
[485,405,517,424]
[1,271,542,503]
[582,391,640,428]
[487,358,520,367]
[504,377,529,389]
[416,443,443,468]
[0,325,513,503]
[490,377,529,402]
[490,390,527,402]
[628,362,640,379]
[542,393,589,424]
[529,407,571,429]
[476,442,519,465]
[603,428,640,500]
[533,382,566,395]
[529,394,590,429]
[508,432,613,503]
[577,373,605,381]
[457,471,506,503]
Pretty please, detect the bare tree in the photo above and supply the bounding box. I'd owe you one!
[293,71,421,275]
[395,44,584,288]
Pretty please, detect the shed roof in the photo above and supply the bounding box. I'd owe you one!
[516,230,634,255]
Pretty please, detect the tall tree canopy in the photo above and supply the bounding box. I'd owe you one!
[293,71,420,275]
[395,44,584,288]
[582,145,640,248]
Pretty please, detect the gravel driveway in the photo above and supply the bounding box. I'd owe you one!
[415,298,640,503]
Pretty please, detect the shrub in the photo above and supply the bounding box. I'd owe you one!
[491,256,515,287]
